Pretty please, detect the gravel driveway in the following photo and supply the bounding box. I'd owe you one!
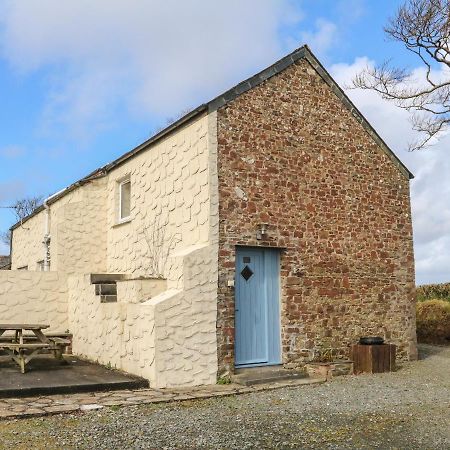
[0,344,449,450]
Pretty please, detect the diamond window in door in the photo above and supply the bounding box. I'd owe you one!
[241,265,254,281]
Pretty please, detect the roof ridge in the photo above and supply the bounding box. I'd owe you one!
[10,44,413,230]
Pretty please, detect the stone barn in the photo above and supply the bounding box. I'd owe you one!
[3,45,417,387]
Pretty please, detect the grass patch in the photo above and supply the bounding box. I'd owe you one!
[0,418,68,450]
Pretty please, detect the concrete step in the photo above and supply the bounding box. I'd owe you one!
[231,366,308,386]
[100,295,117,303]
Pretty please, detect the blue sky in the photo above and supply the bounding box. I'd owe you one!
[0,0,448,285]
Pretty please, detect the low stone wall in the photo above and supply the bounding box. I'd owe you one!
[0,271,68,333]
[0,243,218,388]
[67,243,218,388]
[148,244,218,388]
[116,278,166,304]
[67,274,157,381]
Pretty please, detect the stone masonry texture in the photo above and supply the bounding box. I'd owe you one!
[7,113,219,388]
[216,58,417,374]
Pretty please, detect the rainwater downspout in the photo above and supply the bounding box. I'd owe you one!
[42,188,67,272]
[43,199,51,271]
[41,170,107,272]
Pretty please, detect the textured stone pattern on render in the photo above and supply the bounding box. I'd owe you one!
[68,243,218,388]
[56,178,108,274]
[216,58,416,373]
[11,212,45,271]
[68,273,157,382]
[12,113,210,280]
[0,271,68,333]
[150,243,218,388]
[65,113,220,387]
[105,115,212,281]
[116,279,167,304]
[11,180,107,274]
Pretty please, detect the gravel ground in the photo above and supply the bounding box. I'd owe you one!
[0,344,449,450]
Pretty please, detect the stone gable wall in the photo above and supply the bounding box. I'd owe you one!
[216,58,417,374]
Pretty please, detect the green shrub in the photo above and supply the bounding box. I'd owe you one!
[416,300,450,344]
[416,283,450,302]
[217,375,231,385]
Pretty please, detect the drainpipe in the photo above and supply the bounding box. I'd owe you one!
[40,170,107,272]
[42,187,68,272]
[43,199,51,271]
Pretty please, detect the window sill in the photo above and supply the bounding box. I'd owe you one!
[113,217,132,228]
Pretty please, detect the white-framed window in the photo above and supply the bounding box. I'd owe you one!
[118,178,131,222]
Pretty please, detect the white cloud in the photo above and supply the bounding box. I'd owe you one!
[299,19,338,57]
[0,0,303,140]
[0,2,446,284]
[331,59,450,285]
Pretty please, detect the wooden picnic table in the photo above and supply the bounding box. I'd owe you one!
[0,324,70,373]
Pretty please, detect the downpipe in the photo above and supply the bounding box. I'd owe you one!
[43,199,51,271]
[42,188,67,271]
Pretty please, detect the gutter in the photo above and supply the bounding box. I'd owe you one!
[8,45,414,233]
[9,106,207,232]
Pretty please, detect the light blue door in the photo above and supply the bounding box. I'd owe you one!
[235,247,281,367]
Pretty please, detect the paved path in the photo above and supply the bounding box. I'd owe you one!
[0,377,324,420]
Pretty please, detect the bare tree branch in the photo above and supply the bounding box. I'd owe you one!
[12,196,43,222]
[144,216,181,278]
[352,0,450,150]
[0,230,11,248]
[1,196,43,250]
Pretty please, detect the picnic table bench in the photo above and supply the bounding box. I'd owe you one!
[0,324,70,373]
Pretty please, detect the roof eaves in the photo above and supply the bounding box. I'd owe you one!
[301,48,414,180]
[305,47,414,180]
[10,105,208,230]
[208,46,307,113]
[208,45,413,180]
[11,44,413,231]
[101,104,207,173]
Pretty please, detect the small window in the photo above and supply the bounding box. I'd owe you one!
[119,179,131,221]
[37,260,45,271]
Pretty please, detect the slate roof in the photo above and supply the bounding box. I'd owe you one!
[11,45,413,231]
